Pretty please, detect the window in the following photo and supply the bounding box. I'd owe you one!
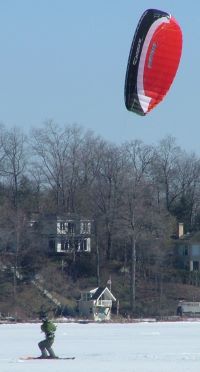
[57,222,67,234]
[57,239,70,251]
[80,222,91,234]
[61,240,65,251]
[68,222,75,234]
[191,244,200,257]
[179,244,189,256]
[80,238,91,252]
[65,240,70,251]
[193,261,199,271]
[60,222,65,230]
[87,293,92,300]
[82,292,92,301]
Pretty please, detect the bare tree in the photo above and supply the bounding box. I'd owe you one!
[76,131,104,214]
[31,121,83,213]
[152,135,182,212]
[121,140,154,314]
[91,142,124,260]
[170,152,200,229]
[0,127,27,209]
[152,136,200,230]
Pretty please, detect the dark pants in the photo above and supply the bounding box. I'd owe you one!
[38,337,56,358]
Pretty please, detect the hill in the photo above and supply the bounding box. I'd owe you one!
[1,254,200,321]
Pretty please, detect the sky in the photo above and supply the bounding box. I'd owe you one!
[3,321,200,372]
[0,1,198,153]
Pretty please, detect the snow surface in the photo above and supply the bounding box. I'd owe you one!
[2,321,200,372]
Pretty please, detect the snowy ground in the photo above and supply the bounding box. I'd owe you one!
[2,321,200,372]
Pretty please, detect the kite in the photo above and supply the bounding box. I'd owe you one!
[124,9,183,115]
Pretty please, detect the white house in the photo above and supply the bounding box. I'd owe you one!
[29,213,92,254]
[54,216,91,253]
[79,287,116,321]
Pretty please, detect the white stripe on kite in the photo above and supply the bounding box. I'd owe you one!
[137,16,170,113]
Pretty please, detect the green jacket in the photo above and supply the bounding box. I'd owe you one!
[41,320,57,339]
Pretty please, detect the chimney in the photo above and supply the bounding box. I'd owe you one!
[178,222,184,238]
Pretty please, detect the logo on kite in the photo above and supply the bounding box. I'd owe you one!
[124,9,183,116]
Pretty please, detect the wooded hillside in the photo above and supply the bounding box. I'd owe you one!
[0,121,200,320]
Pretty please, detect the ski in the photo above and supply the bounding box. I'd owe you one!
[20,356,75,360]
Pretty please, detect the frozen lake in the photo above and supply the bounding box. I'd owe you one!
[2,321,200,372]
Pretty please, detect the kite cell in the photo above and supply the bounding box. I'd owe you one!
[124,9,183,115]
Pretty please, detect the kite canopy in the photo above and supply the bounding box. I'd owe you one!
[124,9,183,116]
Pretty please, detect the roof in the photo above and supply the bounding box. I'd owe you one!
[91,287,116,301]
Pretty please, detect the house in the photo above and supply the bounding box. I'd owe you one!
[174,223,200,271]
[29,213,92,254]
[176,241,200,271]
[78,287,116,321]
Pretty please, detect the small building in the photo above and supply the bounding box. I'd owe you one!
[79,287,116,321]
[177,301,200,316]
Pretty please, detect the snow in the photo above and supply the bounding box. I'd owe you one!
[2,321,200,371]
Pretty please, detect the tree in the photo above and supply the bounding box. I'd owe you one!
[152,137,200,231]
[152,136,182,212]
[31,121,83,213]
[170,152,200,230]
[121,140,155,314]
[0,127,27,209]
[91,142,124,260]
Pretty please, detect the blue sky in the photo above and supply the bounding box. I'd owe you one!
[0,1,198,153]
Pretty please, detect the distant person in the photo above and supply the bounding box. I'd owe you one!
[176,305,183,317]
[38,315,58,358]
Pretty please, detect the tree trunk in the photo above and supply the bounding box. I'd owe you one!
[106,228,112,260]
[130,236,136,315]
[94,220,100,286]
[96,238,100,287]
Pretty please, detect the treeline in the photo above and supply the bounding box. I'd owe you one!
[0,120,200,315]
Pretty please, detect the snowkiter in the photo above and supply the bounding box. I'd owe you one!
[38,316,57,358]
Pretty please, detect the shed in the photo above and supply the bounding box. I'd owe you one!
[177,301,200,316]
[79,287,116,321]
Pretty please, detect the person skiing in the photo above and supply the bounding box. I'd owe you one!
[38,315,58,359]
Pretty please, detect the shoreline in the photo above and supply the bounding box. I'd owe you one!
[1,315,200,325]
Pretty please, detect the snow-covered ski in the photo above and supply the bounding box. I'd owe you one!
[19,356,75,360]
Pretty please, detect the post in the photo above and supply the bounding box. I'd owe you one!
[117,300,119,317]
[107,276,112,291]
